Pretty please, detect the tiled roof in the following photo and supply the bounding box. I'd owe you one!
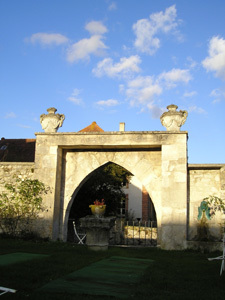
[0,138,36,162]
[78,121,104,132]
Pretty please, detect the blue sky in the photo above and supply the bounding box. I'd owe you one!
[0,0,224,164]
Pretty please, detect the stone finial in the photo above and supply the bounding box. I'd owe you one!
[160,104,188,131]
[40,107,65,133]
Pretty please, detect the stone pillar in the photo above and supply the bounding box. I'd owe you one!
[161,133,188,249]
[80,216,116,251]
[34,134,63,240]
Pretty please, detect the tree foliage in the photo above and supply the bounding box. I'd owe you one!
[203,195,225,218]
[0,176,50,236]
[69,162,132,220]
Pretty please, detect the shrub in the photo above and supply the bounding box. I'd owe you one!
[0,176,50,237]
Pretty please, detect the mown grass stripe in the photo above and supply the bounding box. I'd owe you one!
[0,252,49,266]
[40,256,153,298]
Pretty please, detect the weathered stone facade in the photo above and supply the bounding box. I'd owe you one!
[188,165,225,241]
[0,106,224,250]
[31,130,188,249]
[0,162,35,185]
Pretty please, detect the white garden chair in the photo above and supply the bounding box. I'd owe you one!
[208,232,225,276]
[73,221,86,244]
[0,286,16,296]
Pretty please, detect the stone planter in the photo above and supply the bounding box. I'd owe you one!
[160,104,188,131]
[89,205,106,218]
[80,216,116,251]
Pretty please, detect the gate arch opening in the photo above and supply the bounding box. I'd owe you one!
[66,161,157,245]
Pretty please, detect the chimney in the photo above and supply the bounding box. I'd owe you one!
[119,122,125,131]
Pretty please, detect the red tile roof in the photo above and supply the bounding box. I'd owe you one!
[0,138,36,162]
[78,121,104,132]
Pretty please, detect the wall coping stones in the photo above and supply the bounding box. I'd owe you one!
[188,164,225,170]
[35,131,188,136]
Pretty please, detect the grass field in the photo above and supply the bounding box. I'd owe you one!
[0,238,225,299]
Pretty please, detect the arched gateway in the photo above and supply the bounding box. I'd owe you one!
[33,105,189,250]
[1,105,224,250]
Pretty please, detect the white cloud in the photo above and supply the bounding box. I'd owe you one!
[186,56,197,69]
[66,21,108,62]
[133,18,160,55]
[183,91,197,98]
[68,88,83,105]
[27,21,108,63]
[85,21,107,35]
[150,5,178,33]
[96,99,119,107]
[17,124,32,129]
[66,35,108,62]
[108,2,117,11]
[119,84,125,93]
[133,5,180,55]
[188,106,207,114]
[126,76,162,106]
[93,63,192,110]
[210,88,221,98]
[93,55,141,78]
[147,103,165,119]
[158,68,192,88]
[210,88,225,103]
[122,67,192,111]
[92,46,192,115]
[28,33,69,46]
[202,36,225,80]
[4,112,16,119]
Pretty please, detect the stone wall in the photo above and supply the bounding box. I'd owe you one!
[0,162,53,238]
[1,104,224,250]
[188,165,225,241]
[1,129,224,250]
[0,162,35,188]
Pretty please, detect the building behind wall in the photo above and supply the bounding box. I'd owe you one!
[122,176,157,223]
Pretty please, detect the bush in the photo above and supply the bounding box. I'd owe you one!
[0,176,50,237]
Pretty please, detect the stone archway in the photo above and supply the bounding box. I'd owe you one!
[8,105,223,250]
[62,155,160,242]
[65,161,158,243]
[34,129,188,249]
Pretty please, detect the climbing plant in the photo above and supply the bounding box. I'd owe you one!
[0,176,50,237]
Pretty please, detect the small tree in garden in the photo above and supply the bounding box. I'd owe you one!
[0,176,50,237]
[203,195,225,218]
[196,195,225,241]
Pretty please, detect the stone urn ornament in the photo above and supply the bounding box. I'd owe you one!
[160,104,188,131]
[40,107,65,133]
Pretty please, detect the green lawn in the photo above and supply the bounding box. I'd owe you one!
[0,238,224,299]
